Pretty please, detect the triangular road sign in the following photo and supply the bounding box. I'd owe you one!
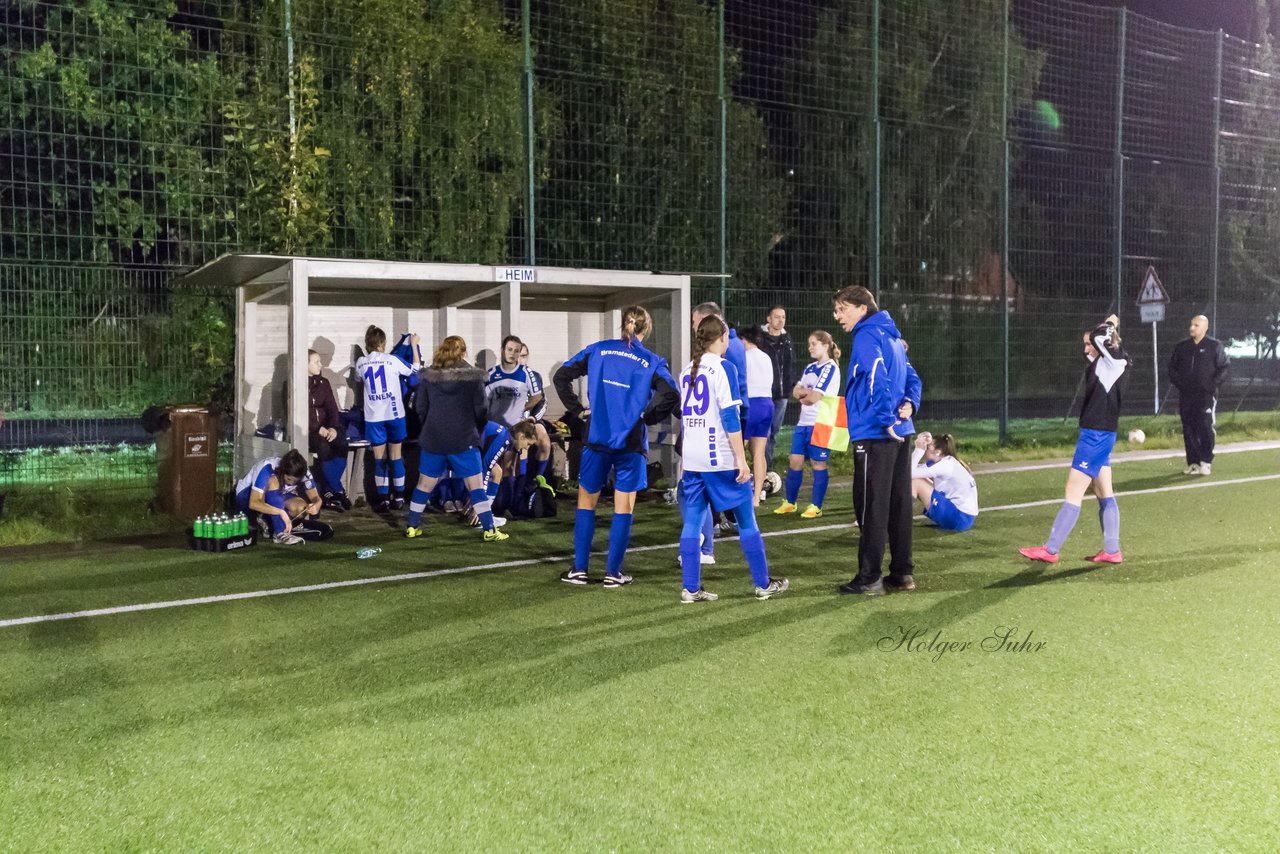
[1136,266,1170,305]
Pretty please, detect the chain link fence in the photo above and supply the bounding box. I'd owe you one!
[2,0,1278,497]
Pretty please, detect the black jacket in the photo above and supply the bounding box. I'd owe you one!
[1079,323,1130,433]
[416,364,488,455]
[1169,336,1228,400]
[759,327,797,399]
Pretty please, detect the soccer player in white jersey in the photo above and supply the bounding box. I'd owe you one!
[355,325,419,512]
[739,327,776,506]
[486,335,543,427]
[677,315,789,603]
[774,330,841,519]
[910,432,978,532]
[234,450,322,545]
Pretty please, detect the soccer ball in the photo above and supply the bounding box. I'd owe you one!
[762,471,783,497]
[1128,428,1146,445]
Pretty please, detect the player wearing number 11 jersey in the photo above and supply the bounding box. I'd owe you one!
[355,325,419,511]
[677,315,789,604]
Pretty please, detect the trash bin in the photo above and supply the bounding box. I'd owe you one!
[155,405,219,518]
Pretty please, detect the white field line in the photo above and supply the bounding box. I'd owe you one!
[3,472,1279,630]
[973,439,1280,475]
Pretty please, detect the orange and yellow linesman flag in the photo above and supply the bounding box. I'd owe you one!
[809,395,849,453]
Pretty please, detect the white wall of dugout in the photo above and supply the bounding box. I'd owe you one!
[230,259,690,478]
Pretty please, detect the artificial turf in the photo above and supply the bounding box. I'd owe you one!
[3,448,1279,850]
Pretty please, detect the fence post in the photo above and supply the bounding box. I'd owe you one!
[1211,28,1224,335]
[999,0,1011,444]
[718,0,727,310]
[283,0,298,225]
[870,0,882,299]
[522,0,536,266]
[1113,8,1127,313]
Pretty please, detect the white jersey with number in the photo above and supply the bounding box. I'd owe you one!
[356,351,415,422]
[679,353,741,473]
[796,359,840,427]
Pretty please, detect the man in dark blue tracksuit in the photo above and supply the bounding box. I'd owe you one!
[832,286,923,596]
[1168,314,1229,476]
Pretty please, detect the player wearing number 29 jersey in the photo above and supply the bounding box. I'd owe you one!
[676,316,788,604]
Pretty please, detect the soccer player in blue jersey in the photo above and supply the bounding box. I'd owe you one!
[1020,315,1130,565]
[774,330,841,519]
[554,305,680,587]
[234,449,322,546]
[677,316,790,603]
[403,336,509,542]
[355,325,419,512]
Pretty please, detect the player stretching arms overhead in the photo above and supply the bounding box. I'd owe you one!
[1020,315,1131,565]
[553,305,680,588]
[677,315,789,603]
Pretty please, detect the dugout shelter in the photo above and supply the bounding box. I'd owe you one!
[176,255,691,476]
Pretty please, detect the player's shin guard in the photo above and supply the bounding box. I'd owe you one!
[321,456,347,495]
[811,469,829,508]
[606,513,633,577]
[739,531,770,589]
[1098,496,1120,553]
[265,492,288,534]
[392,458,406,494]
[785,469,803,504]
[407,488,430,528]
[573,508,596,571]
[374,458,390,497]
[680,536,702,592]
[1045,502,1081,554]
[469,487,496,531]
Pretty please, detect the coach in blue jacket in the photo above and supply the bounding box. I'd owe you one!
[833,285,923,596]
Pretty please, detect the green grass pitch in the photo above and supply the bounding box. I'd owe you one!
[3,448,1279,850]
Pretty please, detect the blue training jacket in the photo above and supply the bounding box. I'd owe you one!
[843,310,923,441]
[725,328,749,401]
[554,338,680,454]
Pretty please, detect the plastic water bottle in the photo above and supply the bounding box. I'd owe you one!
[356,547,382,560]
[234,513,246,537]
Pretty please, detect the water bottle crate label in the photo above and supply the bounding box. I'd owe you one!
[186,527,258,552]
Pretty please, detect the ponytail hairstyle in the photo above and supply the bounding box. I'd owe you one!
[277,449,309,481]
[620,305,653,343]
[432,335,468,369]
[690,314,728,381]
[364,325,386,352]
[810,329,841,363]
[933,433,972,473]
[509,419,539,443]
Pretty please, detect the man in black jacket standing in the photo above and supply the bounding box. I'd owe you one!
[759,305,797,473]
[1168,314,1229,476]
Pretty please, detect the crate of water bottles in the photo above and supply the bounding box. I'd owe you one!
[188,512,258,552]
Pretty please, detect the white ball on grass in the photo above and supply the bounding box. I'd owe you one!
[1128,428,1146,445]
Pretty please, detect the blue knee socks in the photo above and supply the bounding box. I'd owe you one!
[374,458,389,497]
[606,513,633,577]
[469,487,495,532]
[785,469,803,504]
[407,488,430,528]
[392,458,406,495]
[573,509,596,571]
[811,469,829,508]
